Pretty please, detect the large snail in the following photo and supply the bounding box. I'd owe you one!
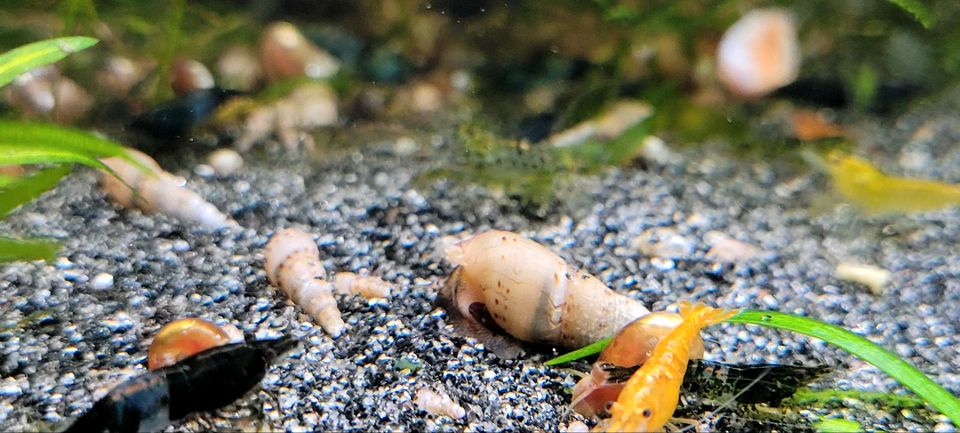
[439,230,650,352]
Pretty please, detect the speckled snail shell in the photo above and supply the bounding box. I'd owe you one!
[444,230,650,349]
[264,228,391,337]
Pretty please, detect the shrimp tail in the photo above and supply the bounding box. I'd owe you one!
[677,301,738,326]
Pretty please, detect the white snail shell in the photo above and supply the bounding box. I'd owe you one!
[445,230,650,349]
[264,228,391,337]
[101,148,236,230]
[717,9,800,98]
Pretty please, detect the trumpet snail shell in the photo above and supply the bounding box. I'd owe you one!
[264,228,391,337]
[100,148,236,230]
[443,230,650,349]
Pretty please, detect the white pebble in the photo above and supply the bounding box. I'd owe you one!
[415,388,466,419]
[208,148,244,176]
[835,262,892,295]
[90,273,114,290]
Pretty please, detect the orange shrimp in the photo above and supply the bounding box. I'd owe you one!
[600,302,737,432]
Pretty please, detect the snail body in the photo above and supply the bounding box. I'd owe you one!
[264,228,390,337]
[101,148,236,229]
[443,230,649,349]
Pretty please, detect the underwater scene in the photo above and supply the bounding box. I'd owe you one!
[1,0,960,431]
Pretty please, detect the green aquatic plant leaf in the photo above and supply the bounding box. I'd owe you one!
[0,36,98,89]
[0,237,60,263]
[884,0,934,28]
[0,143,108,170]
[788,388,927,411]
[814,418,862,433]
[0,121,134,161]
[727,311,960,425]
[0,165,71,218]
[544,337,611,367]
[546,310,960,425]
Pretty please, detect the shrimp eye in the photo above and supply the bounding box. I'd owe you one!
[603,401,615,413]
[642,409,653,418]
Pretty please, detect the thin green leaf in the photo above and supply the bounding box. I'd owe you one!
[0,165,71,217]
[0,144,109,170]
[814,418,861,433]
[546,310,960,425]
[544,337,612,366]
[0,174,18,188]
[885,0,934,28]
[0,121,133,161]
[0,36,98,88]
[727,311,960,425]
[0,237,60,263]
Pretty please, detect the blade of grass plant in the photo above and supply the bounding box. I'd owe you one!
[814,418,861,433]
[545,309,960,425]
[0,174,18,188]
[0,237,60,262]
[885,0,934,28]
[0,165,71,217]
[726,310,960,425]
[0,36,98,88]
[0,121,144,168]
[0,144,109,170]
[544,337,612,366]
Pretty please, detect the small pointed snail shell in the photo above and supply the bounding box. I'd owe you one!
[101,148,236,229]
[264,228,391,337]
[445,230,650,349]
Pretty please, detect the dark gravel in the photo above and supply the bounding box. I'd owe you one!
[2,90,960,432]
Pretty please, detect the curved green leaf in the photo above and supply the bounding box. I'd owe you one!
[885,0,934,28]
[0,165,71,217]
[0,237,60,263]
[0,36,98,88]
[727,311,960,425]
[0,121,130,160]
[546,310,960,425]
[0,144,107,170]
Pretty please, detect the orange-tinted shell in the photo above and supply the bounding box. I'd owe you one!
[147,318,230,370]
[599,311,705,367]
[571,312,705,418]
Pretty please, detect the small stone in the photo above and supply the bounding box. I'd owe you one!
[704,231,760,263]
[208,148,244,176]
[631,227,693,260]
[90,273,114,290]
[835,262,892,295]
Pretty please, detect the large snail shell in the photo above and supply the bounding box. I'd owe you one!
[446,230,650,349]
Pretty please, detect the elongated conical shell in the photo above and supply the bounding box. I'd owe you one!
[447,230,650,348]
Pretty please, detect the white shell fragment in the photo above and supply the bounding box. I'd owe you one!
[717,9,800,97]
[207,148,244,176]
[704,231,760,263]
[548,100,652,148]
[414,388,466,420]
[264,228,392,337]
[100,149,237,230]
[836,262,892,295]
